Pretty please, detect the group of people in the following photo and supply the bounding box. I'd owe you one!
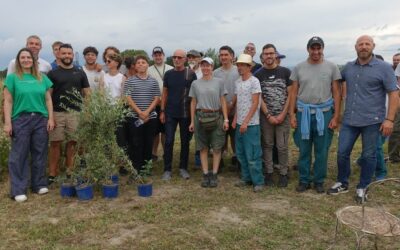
[2,34,399,203]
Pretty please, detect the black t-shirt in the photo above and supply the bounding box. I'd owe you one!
[251,62,262,74]
[254,66,292,116]
[48,66,90,112]
[163,68,196,118]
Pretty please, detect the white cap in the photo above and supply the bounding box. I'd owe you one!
[200,57,214,65]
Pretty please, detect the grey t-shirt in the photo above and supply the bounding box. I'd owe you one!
[213,65,239,104]
[290,60,341,104]
[189,78,227,110]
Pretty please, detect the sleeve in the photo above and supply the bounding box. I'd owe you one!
[395,64,400,77]
[42,74,53,89]
[332,63,342,81]
[4,74,15,95]
[81,70,90,88]
[152,79,161,97]
[220,79,227,97]
[382,65,398,92]
[6,60,15,76]
[289,65,298,81]
[163,71,169,89]
[340,64,347,82]
[123,79,131,96]
[285,68,293,86]
[251,78,262,94]
[188,81,196,98]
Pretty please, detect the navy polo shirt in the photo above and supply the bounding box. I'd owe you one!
[341,57,398,127]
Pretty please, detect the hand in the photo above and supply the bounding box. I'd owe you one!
[3,123,12,137]
[239,122,248,134]
[95,63,103,72]
[160,112,165,124]
[380,120,393,137]
[268,116,279,125]
[275,113,286,124]
[189,122,194,132]
[290,115,297,129]
[47,118,55,131]
[328,117,339,130]
[223,121,229,131]
[139,111,149,121]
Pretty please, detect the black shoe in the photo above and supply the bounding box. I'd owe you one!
[296,183,311,192]
[209,173,218,188]
[48,176,56,185]
[327,182,349,195]
[277,174,288,188]
[201,173,210,188]
[264,173,274,187]
[314,183,325,193]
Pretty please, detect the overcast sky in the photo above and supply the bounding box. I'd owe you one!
[1,0,400,69]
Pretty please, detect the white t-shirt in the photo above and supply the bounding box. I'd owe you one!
[148,63,173,92]
[395,64,400,77]
[7,58,51,75]
[235,75,261,126]
[104,72,124,101]
[83,66,105,90]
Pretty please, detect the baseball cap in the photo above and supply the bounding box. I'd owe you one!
[152,46,164,55]
[307,36,324,48]
[187,49,201,57]
[200,57,214,65]
[276,51,286,59]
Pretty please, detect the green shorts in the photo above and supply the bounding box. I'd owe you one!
[194,111,226,151]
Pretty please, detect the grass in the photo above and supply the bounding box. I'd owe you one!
[0,131,399,250]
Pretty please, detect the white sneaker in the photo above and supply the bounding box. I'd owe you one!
[355,188,367,203]
[37,187,49,195]
[14,194,27,202]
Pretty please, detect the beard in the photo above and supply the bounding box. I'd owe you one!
[357,50,372,60]
[61,58,73,66]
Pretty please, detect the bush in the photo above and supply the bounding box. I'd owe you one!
[0,79,11,179]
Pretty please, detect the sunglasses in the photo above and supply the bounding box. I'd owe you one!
[172,56,184,60]
[106,60,113,64]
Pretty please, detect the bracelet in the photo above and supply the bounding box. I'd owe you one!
[224,119,229,123]
[160,109,165,113]
[385,118,394,123]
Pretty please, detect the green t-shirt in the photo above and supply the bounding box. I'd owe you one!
[4,73,53,119]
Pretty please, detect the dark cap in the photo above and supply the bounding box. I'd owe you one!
[152,46,164,55]
[187,49,201,57]
[307,36,324,48]
[276,51,286,59]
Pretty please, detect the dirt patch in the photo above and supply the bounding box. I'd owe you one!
[250,197,300,216]
[208,207,251,225]
[107,224,155,246]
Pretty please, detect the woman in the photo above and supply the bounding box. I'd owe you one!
[123,55,160,171]
[3,48,54,202]
[189,57,229,188]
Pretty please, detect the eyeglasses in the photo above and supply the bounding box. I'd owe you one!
[245,47,255,51]
[172,56,185,60]
[106,60,112,64]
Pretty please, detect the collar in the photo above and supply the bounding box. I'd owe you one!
[352,56,379,66]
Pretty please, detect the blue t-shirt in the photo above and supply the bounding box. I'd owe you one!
[341,57,398,126]
[163,68,196,118]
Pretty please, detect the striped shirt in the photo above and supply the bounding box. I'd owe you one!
[123,75,161,119]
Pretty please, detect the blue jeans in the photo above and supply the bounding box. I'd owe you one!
[357,135,387,180]
[337,123,381,188]
[235,125,264,186]
[8,113,48,197]
[163,116,191,171]
[295,110,334,184]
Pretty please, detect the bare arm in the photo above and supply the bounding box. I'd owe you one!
[289,80,299,128]
[381,90,400,136]
[188,98,197,132]
[160,87,168,123]
[328,80,341,129]
[3,88,13,136]
[220,95,229,131]
[45,90,55,131]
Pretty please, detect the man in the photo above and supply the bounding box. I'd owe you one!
[7,35,51,75]
[148,46,173,161]
[187,49,203,79]
[50,41,63,70]
[214,45,240,169]
[243,42,262,74]
[160,49,197,180]
[255,44,292,188]
[328,35,399,202]
[233,54,264,192]
[289,36,341,194]
[47,44,91,184]
[392,53,400,71]
[82,46,105,90]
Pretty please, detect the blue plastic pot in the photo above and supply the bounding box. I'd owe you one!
[60,183,76,197]
[111,175,119,184]
[75,184,94,200]
[137,183,153,197]
[102,184,119,198]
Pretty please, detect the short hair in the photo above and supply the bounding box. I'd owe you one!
[108,53,122,69]
[26,35,41,45]
[59,43,73,50]
[135,55,149,64]
[394,53,400,57]
[83,46,99,56]
[103,46,120,63]
[219,45,235,57]
[124,56,135,69]
[52,41,63,49]
[262,44,277,52]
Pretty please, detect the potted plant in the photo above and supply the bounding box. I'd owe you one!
[63,89,137,201]
[57,173,76,198]
[136,160,153,197]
